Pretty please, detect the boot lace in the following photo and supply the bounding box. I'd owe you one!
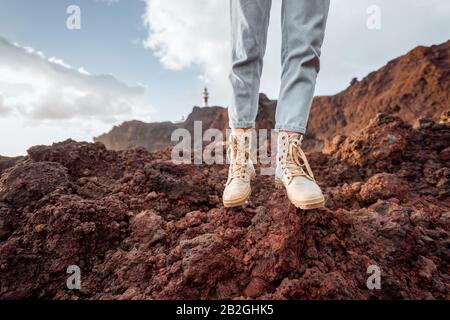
[226,136,250,185]
[280,136,315,182]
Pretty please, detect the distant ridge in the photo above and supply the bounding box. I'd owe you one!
[95,40,450,151]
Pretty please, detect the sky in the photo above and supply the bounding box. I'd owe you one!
[0,0,449,156]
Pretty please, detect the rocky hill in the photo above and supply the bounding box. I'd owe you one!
[95,40,450,152]
[94,102,276,152]
[0,156,23,176]
[0,111,448,299]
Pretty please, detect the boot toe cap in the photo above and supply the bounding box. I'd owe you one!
[287,177,324,202]
[223,181,251,202]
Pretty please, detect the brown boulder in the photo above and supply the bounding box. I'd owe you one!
[359,173,409,204]
[0,161,69,207]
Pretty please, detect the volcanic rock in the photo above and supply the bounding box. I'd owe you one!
[0,111,448,300]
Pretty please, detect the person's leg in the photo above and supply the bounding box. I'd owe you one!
[229,0,272,131]
[224,0,272,207]
[275,0,330,134]
[275,0,330,210]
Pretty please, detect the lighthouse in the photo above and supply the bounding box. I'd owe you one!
[202,87,209,107]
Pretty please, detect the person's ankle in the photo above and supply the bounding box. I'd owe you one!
[279,130,303,137]
[231,128,252,135]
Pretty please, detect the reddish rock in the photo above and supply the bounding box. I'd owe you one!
[244,277,269,298]
[0,161,69,207]
[359,173,409,204]
[0,156,23,176]
[131,210,167,246]
[439,146,450,161]
[417,256,437,280]
[0,106,448,300]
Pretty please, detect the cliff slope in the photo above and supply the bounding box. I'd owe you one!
[95,40,450,152]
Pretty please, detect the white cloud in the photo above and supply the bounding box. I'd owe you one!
[143,0,232,105]
[47,57,72,69]
[143,0,450,103]
[318,0,450,94]
[77,67,90,76]
[0,94,11,116]
[0,36,155,156]
[0,36,152,124]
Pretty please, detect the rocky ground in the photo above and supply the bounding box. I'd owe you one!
[0,112,449,299]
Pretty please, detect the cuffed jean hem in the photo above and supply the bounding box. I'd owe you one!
[229,121,256,129]
[274,124,307,134]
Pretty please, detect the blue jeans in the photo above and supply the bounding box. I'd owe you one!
[229,0,330,133]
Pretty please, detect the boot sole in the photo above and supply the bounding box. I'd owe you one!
[275,178,325,210]
[223,189,252,208]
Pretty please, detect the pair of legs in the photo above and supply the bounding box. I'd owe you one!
[223,0,330,209]
[229,0,330,134]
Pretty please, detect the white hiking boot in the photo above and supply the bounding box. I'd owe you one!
[275,132,325,210]
[223,132,255,207]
